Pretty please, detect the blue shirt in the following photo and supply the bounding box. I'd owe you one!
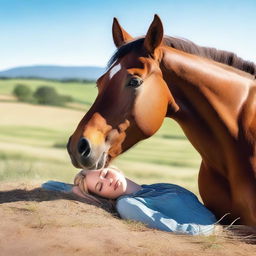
[116,183,217,235]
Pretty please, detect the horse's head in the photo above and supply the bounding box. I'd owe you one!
[67,15,175,169]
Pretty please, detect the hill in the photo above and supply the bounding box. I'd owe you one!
[0,65,105,80]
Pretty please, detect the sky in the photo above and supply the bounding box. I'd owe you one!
[0,0,255,71]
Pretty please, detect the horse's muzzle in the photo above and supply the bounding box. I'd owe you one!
[68,136,108,170]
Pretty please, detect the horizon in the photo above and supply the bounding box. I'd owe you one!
[0,64,106,71]
[1,0,255,71]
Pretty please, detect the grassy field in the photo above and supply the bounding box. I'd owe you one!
[0,78,96,107]
[0,78,201,195]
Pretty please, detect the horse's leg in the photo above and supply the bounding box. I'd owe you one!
[199,161,256,225]
[198,161,234,224]
[230,175,256,226]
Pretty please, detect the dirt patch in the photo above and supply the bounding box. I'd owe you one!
[0,94,16,101]
[0,182,255,256]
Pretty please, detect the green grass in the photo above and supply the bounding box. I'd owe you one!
[0,78,97,106]
[0,78,202,196]
[0,126,62,146]
[0,158,78,182]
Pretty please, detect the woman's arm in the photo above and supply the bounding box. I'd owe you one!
[41,181,91,199]
[41,181,73,192]
[41,181,101,203]
[116,197,215,236]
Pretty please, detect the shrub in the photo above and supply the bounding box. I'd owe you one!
[33,86,72,106]
[13,84,33,102]
[33,86,59,105]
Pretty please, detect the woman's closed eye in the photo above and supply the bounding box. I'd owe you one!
[96,182,103,192]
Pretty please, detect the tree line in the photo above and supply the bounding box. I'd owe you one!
[13,84,73,106]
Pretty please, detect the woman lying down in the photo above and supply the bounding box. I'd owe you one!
[42,166,219,236]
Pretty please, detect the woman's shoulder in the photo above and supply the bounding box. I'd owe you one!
[116,196,139,213]
[117,183,196,200]
[141,183,194,195]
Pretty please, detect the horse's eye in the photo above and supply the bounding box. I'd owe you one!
[127,77,143,88]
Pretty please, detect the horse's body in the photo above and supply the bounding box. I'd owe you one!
[67,16,256,225]
[161,45,256,225]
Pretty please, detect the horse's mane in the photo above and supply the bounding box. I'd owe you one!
[108,36,256,77]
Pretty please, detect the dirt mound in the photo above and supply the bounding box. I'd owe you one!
[0,182,255,256]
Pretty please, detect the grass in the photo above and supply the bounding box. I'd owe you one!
[0,78,202,196]
[0,78,97,107]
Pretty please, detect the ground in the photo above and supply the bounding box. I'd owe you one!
[1,182,256,256]
[0,88,255,255]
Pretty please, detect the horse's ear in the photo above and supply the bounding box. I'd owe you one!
[112,18,133,48]
[144,15,163,55]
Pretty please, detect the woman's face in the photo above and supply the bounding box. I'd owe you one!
[84,168,127,199]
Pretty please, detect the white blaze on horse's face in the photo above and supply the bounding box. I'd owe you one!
[109,63,121,80]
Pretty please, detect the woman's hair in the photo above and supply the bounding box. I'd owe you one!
[73,166,120,212]
[74,169,90,195]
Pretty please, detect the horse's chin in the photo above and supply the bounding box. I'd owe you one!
[81,151,110,170]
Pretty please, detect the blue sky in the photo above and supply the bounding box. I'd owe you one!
[0,0,255,71]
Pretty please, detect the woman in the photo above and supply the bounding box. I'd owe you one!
[42,166,218,236]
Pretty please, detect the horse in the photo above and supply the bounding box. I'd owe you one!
[67,15,256,226]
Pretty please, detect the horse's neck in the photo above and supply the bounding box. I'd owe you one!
[161,47,255,168]
[161,47,252,125]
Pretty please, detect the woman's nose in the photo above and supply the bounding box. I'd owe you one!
[108,178,113,185]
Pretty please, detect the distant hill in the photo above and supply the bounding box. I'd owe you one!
[0,65,105,81]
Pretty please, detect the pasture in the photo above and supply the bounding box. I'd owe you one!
[1,78,255,255]
[0,78,200,193]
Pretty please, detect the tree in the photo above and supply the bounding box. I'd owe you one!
[33,86,60,105]
[13,84,33,102]
[33,86,72,106]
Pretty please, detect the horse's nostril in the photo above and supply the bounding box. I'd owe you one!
[77,138,91,158]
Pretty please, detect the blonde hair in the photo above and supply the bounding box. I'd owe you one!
[73,169,100,204]
[74,169,89,194]
[73,166,121,206]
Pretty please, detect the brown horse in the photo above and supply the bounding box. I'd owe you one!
[67,15,256,226]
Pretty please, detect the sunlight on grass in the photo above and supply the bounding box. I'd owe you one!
[0,79,202,197]
[0,78,97,105]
